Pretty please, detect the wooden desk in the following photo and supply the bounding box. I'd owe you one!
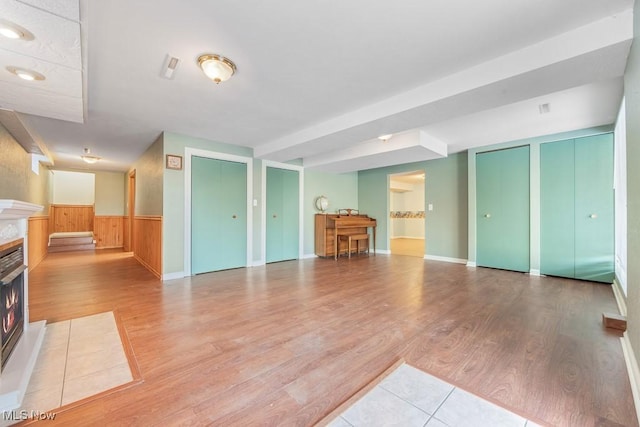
[314,214,376,259]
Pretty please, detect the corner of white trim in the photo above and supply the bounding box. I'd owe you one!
[529,269,541,276]
[376,249,391,255]
[466,261,477,267]
[613,278,628,316]
[621,333,640,425]
[252,260,266,267]
[162,271,185,281]
[301,253,317,259]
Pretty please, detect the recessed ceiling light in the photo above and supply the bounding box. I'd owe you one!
[0,20,34,41]
[378,134,393,142]
[197,54,237,84]
[6,66,45,81]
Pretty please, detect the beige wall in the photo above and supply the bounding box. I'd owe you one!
[0,123,50,214]
[51,170,95,205]
[95,171,126,215]
[624,1,640,364]
[129,134,164,216]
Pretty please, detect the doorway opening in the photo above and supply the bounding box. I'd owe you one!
[389,170,425,257]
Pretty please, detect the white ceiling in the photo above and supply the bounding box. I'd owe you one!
[0,0,83,123]
[0,0,634,172]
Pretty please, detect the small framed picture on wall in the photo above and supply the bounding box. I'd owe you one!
[166,154,183,170]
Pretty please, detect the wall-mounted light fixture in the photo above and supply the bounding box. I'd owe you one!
[378,134,393,143]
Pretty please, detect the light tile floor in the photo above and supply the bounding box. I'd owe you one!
[1,312,133,425]
[328,364,543,427]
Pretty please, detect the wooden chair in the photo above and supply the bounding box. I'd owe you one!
[337,233,370,258]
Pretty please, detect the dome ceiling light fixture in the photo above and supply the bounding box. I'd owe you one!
[197,54,237,84]
[0,20,34,41]
[81,148,100,164]
[6,66,45,81]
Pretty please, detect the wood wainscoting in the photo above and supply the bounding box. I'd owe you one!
[133,216,162,278]
[50,204,94,233]
[94,216,125,249]
[123,216,130,252]
[28,216,49,271]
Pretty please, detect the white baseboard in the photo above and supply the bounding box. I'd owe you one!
[423,255,467,264]
[466,261,477,267]
[613,278,628,316]
[301,253,317,259]
[251,260,265,267]
[375,249,391,255]
[621,332,640,424]
[529,269,541,276]
[162,271,185,281]
[391,236,424,240]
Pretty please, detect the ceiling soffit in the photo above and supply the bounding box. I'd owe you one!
[254,11,632,169]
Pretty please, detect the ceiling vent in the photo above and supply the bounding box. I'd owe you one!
[161,55,180,79]
[538,103,551,114]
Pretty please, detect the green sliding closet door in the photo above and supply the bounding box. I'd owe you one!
[192,156,247,274]
[476,146,530,272]
[540,134,614,283]
[266,167,299,263]
[574,135,614,282]
[540,140,576,278]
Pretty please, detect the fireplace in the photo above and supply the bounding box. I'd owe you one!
[0,240,25,370]
[0,200,46,410]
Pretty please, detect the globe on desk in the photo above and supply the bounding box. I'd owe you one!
[315,196,329,212]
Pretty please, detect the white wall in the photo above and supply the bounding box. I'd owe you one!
[615,98,628,295]
[51,170,95,205]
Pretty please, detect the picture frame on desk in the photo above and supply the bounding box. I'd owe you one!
[166,154,182,170]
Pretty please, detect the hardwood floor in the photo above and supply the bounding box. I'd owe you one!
[26,250,636,426]
[390,237,425,257]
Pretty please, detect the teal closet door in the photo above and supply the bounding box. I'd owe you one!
[477,146,530,272]
[574,134,614,282]
[477,151,503,269]
[192,157,247,274]
[266,167,299,263]
[540,140,576,278]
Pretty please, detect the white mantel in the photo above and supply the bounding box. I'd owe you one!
[0,200,43,246]
[0,200,46,412]
[0,200,43,220]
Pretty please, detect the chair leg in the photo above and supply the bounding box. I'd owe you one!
[348,237,352,259]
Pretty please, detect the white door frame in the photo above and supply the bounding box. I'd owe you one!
[184,147,253,276]
[261,160,304,264]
